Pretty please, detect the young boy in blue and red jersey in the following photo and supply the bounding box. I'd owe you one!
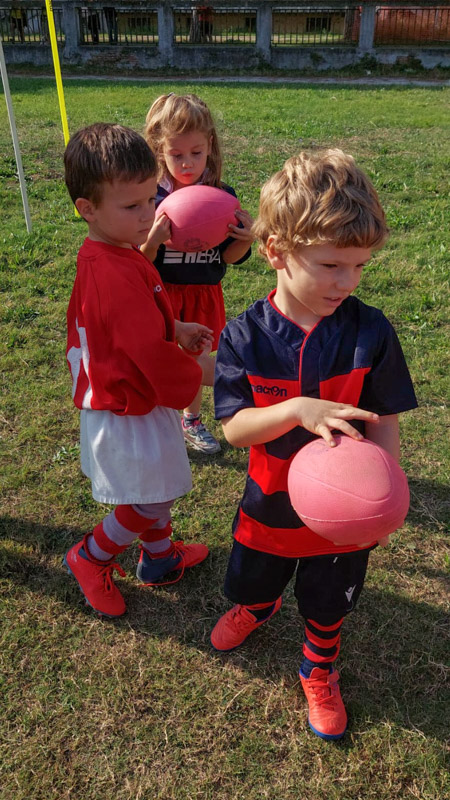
[211,149,417,740]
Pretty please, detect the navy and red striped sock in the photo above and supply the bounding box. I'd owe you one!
[299,617,343,677]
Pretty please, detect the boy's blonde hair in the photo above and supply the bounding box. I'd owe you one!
[253,149,388,256]
[144,93,222,187]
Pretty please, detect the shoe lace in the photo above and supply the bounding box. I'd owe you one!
[185,418,215,440]
[140,540,186,587]
[183,416,202,429]
[230,605,258,632]
[193,421,207,435]
[81,533,126,593]
[101,562,126,594]
[198,425,216,440]
[309,671,340,711]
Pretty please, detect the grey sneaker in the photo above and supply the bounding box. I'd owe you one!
[182,416,221,454]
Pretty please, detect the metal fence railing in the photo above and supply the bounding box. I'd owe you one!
[272,6,360,46]
[0,5,63,43]
[374,6,450,45]
[1,4,449,49]
[78,8,158,45]
[173,6,257,44]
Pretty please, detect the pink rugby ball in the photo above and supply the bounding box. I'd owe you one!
[155,184,241,252]
[287,435,410,546]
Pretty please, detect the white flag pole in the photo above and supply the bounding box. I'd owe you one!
[0,37,32,233]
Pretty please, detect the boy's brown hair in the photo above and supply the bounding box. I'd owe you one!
[253,148,388,255]
[144,93,222,187]
[64,123,157,206]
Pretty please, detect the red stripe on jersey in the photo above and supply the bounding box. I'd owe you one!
[233,508,369,559]
[319,367,370,405]
[248,445,294,495]
[247,375,299,408]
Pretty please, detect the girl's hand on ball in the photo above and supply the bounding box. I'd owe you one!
[296,397,379,447]
[147,213,171,248]
[228,209,255,242]
[140,214,171,262]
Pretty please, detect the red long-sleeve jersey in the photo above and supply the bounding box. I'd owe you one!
[66,239,202,415]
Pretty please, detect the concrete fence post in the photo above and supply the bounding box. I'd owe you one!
[62,0,79,60]
[359,2,376,52]
[256,2,272,64]
[158,1,174,65]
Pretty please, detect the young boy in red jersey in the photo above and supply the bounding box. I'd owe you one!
[212,149,417,740]
[63,123,214,617]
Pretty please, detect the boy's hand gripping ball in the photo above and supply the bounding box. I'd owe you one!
[287,435,410,546]
[155,185,241,252]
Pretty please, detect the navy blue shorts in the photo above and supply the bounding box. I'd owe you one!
[224,540,373,625]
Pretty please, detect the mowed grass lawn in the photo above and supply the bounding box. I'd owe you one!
[0,79,449,800]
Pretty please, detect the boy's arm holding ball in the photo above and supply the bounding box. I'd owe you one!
[222,401,399,550]
[222,397,379,449]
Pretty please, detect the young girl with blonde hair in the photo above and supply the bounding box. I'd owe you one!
[141,93,254,454]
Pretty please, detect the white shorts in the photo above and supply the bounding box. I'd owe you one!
[80,406,192,505]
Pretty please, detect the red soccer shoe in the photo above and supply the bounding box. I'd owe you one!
[211,597,282,652]
[299,667,347,740]
[64,536,126,617]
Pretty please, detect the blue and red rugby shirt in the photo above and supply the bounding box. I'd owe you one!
[214,290,418,559]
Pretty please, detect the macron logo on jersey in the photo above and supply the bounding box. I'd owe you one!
[252,384,287,398]
[247,375,299,408]
[163,248,222,265]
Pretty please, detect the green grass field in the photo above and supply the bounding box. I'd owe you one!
[1,79,449,799]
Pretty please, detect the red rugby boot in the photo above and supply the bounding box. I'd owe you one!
[211,597,282,651]
[64,535,126,617]
[299,667,347,740]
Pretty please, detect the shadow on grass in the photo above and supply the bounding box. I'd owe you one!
[185,441,249,472]
[1,481,448,746]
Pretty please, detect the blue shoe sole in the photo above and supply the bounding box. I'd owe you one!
[308,718,347,741]
[210,640,241,653]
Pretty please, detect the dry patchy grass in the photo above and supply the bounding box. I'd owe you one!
[1,80,449,799]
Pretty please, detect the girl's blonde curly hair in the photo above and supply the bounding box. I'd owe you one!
[253,149,388,256]
[144,93,222,187]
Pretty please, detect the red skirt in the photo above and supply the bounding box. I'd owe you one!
[164,282,226,351]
